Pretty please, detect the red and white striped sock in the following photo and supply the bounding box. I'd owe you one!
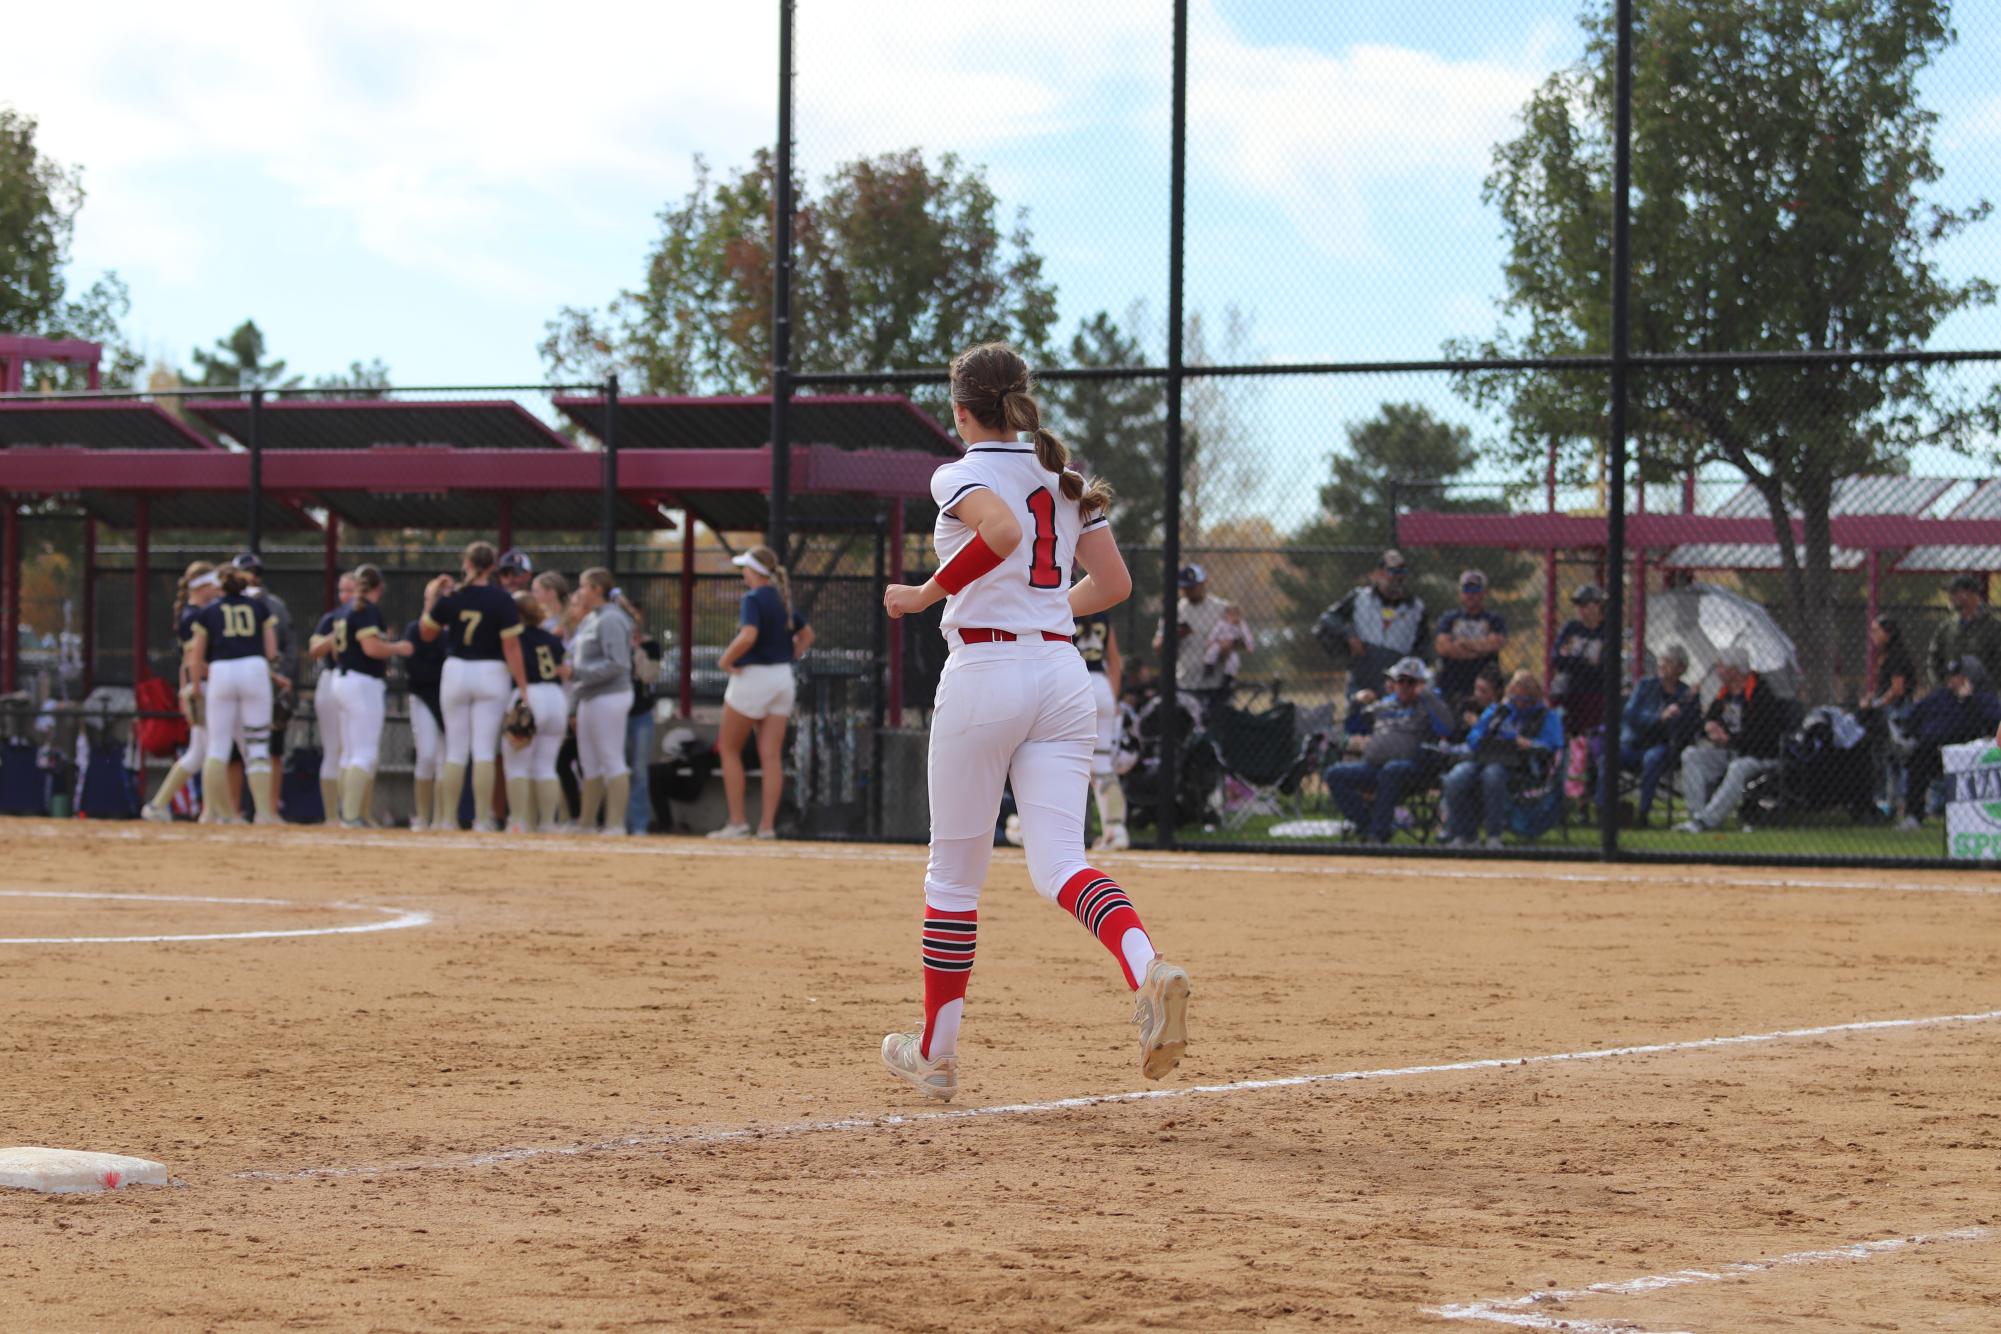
[1056,868,1158,990]
[920,904,977,1059]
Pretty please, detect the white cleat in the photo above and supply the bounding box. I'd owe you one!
[1093,822,1130,852]
[140,803,173,824]
[881,1032,958,1102]
[254,812,284,827]
[597,824,628,837]
[1133,957,1192,1081]
[1003,813,1024,846]
[706,823,751,840]
[470,818,499,834]
[408,817,429,833]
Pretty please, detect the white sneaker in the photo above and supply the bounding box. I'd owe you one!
[254,812,283,827]
[754,828,778,841]
[1133,957,1192,1081]
[1896,815,1922,832]
[598,824,628,838]
[408,817,429,833]
[140,803,173,824]
[470,818,499,834]
[706,823,751,840]
[881,1032,958,1102]
[338,818,366,831]
[1003,814,1024,847]
[1482,835,1504,851]
[506,820,531,835]
[1093,823,1130,852]
[1674,819,1707,834]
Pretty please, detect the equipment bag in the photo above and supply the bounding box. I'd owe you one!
[134,675,189,759]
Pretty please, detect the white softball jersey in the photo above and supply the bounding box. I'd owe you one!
[929,445,1109,648]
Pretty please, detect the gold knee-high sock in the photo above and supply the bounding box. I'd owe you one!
[149,762,189,811]
[535,779,566,831]
[320,777,341,823]
[437,762,467,830]
[202,758,236,822]
[471,760,498,825]
[505,776,533,830]
[604,774,630,831]
[413,778,435,826]
[361,773,377,826]
[578,777,604,831]
[1095,775,1127,827]
[340,768,369,824]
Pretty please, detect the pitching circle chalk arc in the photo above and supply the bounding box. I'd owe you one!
[0,890,432,944]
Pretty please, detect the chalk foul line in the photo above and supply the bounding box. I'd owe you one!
[234,1005,2001,1183]
[0,889,431,944]
[1428,1226,1992,1332]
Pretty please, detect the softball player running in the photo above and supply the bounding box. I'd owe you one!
[712,545,814,840]
[1073,611,1130,851]
[568,568,635,836]
[306,572,359,822]
[401,576,452,831]
[879,342,1190,1101]
[142,562,223,821]
[504,592,570,833]
[421,542,528,832]
[332,564,413,828]
[188,566,288,824]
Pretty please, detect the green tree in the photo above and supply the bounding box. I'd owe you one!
[312,358,393,397]
[188,319,301,389]
[1275,404,1525,674]
[0,108,141,388]
[1453,0,1995,703]
[542,148,1058,397]
[1044,308,1166,549]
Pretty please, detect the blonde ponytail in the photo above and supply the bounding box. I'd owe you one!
[172,561,216,624]
[743,544,791,620]
[953,341,1114,520]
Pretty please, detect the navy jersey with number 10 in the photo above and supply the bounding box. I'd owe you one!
[194,593,272,661]
[424,583,522,660]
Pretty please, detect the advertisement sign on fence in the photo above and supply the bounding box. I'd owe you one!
[1944,740,2001,861]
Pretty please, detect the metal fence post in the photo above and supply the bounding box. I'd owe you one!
[1600,0,1635,860]
[769,0,795,556]
[602,374,620,573]
[1155,0,1189,851]
[247,386,264,556]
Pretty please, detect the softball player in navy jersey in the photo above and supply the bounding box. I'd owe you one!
[402,578,452,831]
[332,565,413,827]
[504,592,570,833]
[421,542,528,832]
[188,566,288,824]
[142,562,223,821]
[879,342,1190,1101]
[306,571,359,822]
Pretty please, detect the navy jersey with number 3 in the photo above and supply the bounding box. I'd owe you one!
[194,593,272,661]
[425,584,522,660]
[521,625,565,684]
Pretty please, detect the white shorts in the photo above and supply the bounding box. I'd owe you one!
[723,662,796,720]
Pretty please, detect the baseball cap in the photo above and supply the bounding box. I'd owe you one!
[497,548,534,575]
[1387,656,1430,684]
[1459,568,1487,592]
[1947,573,1985,595]
[1379,549,1407,573]
[230,551,262,573]
[1949,653,1987,682]
[1178,563,1208,588]
[1571,582,1605,604]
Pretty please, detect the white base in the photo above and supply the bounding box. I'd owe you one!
[0,1146,169,1194]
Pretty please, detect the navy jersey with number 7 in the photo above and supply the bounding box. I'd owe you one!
[423,583,522,660]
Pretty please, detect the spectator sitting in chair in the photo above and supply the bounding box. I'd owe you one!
[1440,669,1565,850]
[1926,574,2001,690]
[1898,655,2001,830]
[1675,647,1786,833]
[1323,657,1454,844]
[1318,549,1429,700]
[1433,568,1507,709]
[1619,643,1699,825]
[1450,666,1505,745]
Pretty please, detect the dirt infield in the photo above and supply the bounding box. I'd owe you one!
[2,821,1998,1331]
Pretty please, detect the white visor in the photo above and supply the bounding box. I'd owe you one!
[190,571,221,591]
[731,551,773,578]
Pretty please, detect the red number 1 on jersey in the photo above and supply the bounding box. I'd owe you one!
[1025,487,1061,588]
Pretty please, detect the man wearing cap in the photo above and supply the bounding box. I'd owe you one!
[1899,654,2001,829]
[1317,550,1429,699]
[232,552,294,824]
[1549,583,1610,800]
[1153,563,1253,703]
[497,549,535,595]
[1324,657,1454,843]
[1675,647,1786,833]
[1433,569,1507,708]
[1926,574,2001,689]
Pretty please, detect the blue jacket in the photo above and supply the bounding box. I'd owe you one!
[1466,698,1566,756]
[1621,677,1699,752]
[1910,687,2001,749]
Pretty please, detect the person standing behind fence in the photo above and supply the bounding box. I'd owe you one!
[421,541,527,833]
[141,563,223,822]
[568,568,637,835]
[1549,583,1609,800]
[401,576,452,831]
[1074,610,1129,851]
[306,572,359,822]
[1432,568,1507,708]
[1927,574,2001,688]
[711,546,814,841]
[1318,550,1428,699]
[504,592,570,834]
[627,619,664,834]
[332,565,413,829]
[189,567,288,825]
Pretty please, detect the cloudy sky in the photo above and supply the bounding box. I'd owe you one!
[7,0,2000,512]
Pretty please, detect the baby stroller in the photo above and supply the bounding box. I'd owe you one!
[1740,705,1878,827]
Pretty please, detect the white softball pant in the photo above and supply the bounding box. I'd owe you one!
[575,691,630,781]
[502,682,568,782]
[1089,671,1118,778]
[334,673,387,776]
[182,724,208,769]
[924,642,1096,914]
[205,658,273,767]
[441,657,512,765]
[315,673,344,780]
[410,697,443,781]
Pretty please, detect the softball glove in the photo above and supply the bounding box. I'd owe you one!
[503,697,537,750]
